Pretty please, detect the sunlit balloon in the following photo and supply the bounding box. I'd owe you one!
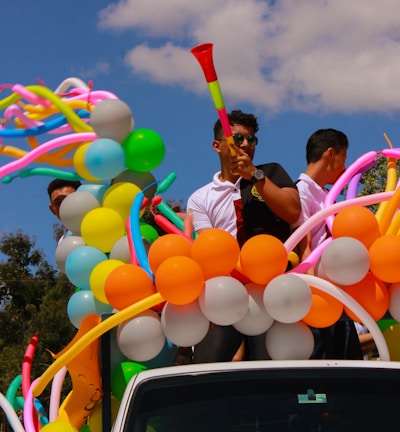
[81,207,125,253]
[161,301,210,347]
[104,264,156,310]
[89,258,125,304]
[84,138,126,180]
[199,276,249,325]
[59,191,101,234]
[55,235,86,273]
[369,234,400,283]
[343,272,389,322]
[78,183,109,203]
[109,235,131,263]
[113,169,157,199]
[266,321,314,360]
[117,311,165,362]
[233,283,274,336]
[90,98,134,143]
[263,274,312,323]
[65,245,108,290]
[111,362,147,402]
[320,237,370,285]
[190,228,240,279]
[302,285,343,328]
[103,181,142,222]
[67,290,112,329]
[332,205,380,249]
[240,234,288,285]
[122,128,165,172]
[40,422,79,432]
[155,256,204,305]
[73,142,100,182]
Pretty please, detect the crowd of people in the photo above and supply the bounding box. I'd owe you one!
[48,109,377,364]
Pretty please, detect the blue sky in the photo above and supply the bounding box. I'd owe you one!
[1,0,400,267]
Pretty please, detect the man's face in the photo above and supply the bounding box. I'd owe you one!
[49,186,77,219]
[328,147,347,184]
[214,124,257,160]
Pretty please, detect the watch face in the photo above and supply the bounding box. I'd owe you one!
[254,169,264,180]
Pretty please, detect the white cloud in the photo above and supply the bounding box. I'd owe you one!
[75,61,111,80]
[98,0,400,114]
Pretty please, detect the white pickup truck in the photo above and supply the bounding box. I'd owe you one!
[111,359,400,431]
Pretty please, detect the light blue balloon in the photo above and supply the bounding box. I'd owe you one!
[65,245,108,289]
[78,183,110,202]
[85,138,126,180]
[67,290,112,329]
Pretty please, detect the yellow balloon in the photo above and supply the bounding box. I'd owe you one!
[90,259,125,303]
[103,182,143,222]
[87,396,120,432]
[383,324,400,361]
[73,142,100,181]
[81,207,125,253]
[40,421,79,432]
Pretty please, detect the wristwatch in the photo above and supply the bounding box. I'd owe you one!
[250,169,265,184]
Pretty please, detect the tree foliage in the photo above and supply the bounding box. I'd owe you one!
[0,231,76,429]
[358,155,400,212]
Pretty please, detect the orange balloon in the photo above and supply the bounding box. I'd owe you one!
[190,228,240,279]
[104,264,156,310]
[302,286,343,328]
[148,234,192,273]
[239,234,288,285]
[369,234,400,283]
[332,205,380,249]
[155,256,204,305]
[343,272,389,321]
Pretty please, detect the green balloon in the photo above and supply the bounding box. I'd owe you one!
[111,361,148,401]
[122,128,165,172]
[140,223,159,244]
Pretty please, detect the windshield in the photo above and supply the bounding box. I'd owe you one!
[122,367,399,431]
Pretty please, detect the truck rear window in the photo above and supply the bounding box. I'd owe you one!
[121,367,400,431]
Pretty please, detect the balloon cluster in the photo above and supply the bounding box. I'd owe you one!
[2,77,400,432]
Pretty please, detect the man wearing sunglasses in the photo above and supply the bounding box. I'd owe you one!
[187,110,300,363]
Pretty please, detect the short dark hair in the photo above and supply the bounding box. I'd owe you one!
[47,178,81,199]
[306,128,349,164]
[214,110,259,140]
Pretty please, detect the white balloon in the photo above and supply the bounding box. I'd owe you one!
[161,301,210,347]
[263,274,312,323]
[199,276,249,325]
[90,99,134,143]
[55,235,85,273]
[389,282,400,322]
[266,321,314,360]
[117,310,165,362]
[59,191,100,234]
[234,283,274,335]
[320,237,370,285]
[109,235,131,263]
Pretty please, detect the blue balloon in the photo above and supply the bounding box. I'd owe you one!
[139,339,177,369]
[65,245,108,289]
[84,138,126,180]
[67,290,112,329]
[78,183,110,203]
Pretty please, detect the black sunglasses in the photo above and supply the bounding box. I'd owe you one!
[232,133,258,147]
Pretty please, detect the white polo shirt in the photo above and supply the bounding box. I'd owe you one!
[187,172,241,238]
[296,173,329,250]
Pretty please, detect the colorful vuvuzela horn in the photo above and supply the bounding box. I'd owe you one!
[191,42,236,156]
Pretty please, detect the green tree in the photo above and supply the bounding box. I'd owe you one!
[358,155,400,212]
[0,231,76,430]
